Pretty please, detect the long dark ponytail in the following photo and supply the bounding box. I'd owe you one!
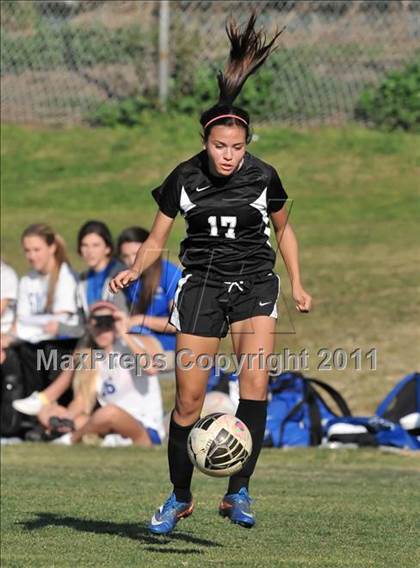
[200,13,284,140]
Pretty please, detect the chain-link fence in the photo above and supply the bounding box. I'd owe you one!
[1,0,419,126]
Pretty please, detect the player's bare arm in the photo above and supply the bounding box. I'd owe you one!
[109,211,174,292]
[271,207,313,313]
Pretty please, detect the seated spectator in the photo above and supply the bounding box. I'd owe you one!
[57,220,127,339]
[13,220,128,415]
[37,301,165,447]
[78,220,126,311]
[117,226,182,371]
[14,224,79,412]
[1,259,18,363]
[1,259,23,437]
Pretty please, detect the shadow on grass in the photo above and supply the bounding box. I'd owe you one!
[20,512,221,554]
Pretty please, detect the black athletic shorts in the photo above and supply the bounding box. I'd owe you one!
[169,270,281,338]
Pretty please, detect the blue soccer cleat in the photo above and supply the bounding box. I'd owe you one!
[219,487,255,528]
[148,493,194,535]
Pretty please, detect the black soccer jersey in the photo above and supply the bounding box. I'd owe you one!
[151,150,288,277]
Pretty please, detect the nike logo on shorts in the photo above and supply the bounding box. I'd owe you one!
[196,185,211,192]
[259,301,271,306]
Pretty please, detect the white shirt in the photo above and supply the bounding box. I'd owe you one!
[16,262,78,343]
[96,355,165,439]
[1,261,19,334]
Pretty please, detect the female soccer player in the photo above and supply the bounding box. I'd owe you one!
[110,14,312,534]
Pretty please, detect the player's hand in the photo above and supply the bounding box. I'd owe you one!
[292,283,312,313]
[109,269,140,293]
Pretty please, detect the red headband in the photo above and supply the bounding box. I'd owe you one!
[204,114,249,130]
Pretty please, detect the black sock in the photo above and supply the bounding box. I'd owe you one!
[227,399,267,495]
[168,413,196,502]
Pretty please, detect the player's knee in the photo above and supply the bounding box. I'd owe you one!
[174,394,202,421]
[240,373,269,399]
[101,404,120,423]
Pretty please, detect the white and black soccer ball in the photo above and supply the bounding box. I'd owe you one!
[187,413,252,477]
[201,391,237,417]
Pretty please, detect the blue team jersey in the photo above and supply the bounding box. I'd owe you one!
[125,259,182,350]
[86,259,119,306]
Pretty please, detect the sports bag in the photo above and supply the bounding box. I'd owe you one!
[263,372,352,448]
[324,373,420,450]
[325,415,420,450]
[376,372,420,438]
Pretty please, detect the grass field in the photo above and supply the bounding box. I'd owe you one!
[1,119,419,412]
[1,120,420,567]
[1,445,419,568]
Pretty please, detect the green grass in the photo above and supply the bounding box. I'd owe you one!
[1,445,419,568]
[1,119,420,413]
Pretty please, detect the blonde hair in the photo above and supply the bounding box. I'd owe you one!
[72,348,99,415]
[21,223,70,312]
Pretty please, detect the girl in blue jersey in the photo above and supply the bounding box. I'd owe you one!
[76,220,127,316]
[44,220,127,340]
[117,226,182,369]
[110,14,312,534]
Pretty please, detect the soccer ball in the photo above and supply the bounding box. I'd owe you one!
[201,391,237,417]
[187,413,252,477]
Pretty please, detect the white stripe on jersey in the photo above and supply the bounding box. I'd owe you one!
[250,187,272,247]
[170,273,192,331]
[180,185,197,214]
[269,274,281,318]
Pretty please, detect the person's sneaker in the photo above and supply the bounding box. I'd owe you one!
[219,487,255,528]
[12,391,49,416]
[148,493,194,535]
[50,432,73,446]
[101,434,133,448]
